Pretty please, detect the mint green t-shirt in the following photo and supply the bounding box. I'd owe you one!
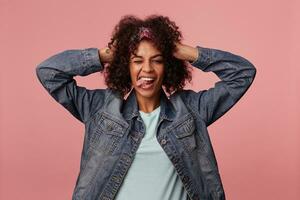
[114,106,188,200]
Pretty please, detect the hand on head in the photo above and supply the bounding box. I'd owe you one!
[100,40,117,64]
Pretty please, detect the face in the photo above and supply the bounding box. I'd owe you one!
[129,40,165,102]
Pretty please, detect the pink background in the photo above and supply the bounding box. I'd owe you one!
[1,0,299,199]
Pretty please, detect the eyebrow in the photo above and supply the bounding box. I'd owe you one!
[131,54,163,59]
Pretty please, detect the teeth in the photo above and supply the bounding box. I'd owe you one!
[139,77,155,81]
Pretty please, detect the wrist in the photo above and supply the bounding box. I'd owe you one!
[99,48,108,63]
[185,46,199,63]
[177,43,198,62]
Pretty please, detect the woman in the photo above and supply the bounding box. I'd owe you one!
[36,14,256,200]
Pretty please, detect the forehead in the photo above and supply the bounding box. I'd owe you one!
[130,40,162,58]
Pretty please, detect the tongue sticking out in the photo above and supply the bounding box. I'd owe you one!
[136,78,155,88]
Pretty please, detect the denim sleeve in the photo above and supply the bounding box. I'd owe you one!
[185,46,257,127]
[35,48,107,124]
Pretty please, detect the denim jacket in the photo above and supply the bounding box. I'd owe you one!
[36,45,256,200]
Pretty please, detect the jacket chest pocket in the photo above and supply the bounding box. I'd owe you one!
[89,114,125,155]
[173,117,197,153]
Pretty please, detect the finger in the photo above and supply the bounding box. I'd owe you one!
[112,40,117,48]
[105,47,111,54]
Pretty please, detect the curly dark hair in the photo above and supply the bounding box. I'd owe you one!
[103,14,193,98]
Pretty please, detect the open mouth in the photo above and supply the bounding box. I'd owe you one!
[137,76,156,89]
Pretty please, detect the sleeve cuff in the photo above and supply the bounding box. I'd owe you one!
[82,48,104,73]
[189,46,211,70]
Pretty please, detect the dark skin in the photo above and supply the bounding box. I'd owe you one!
[98,41,199,113]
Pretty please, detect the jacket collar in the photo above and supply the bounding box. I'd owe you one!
[122,88,176,121]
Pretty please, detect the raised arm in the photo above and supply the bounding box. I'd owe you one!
[179,45,257,127]
[35,48,108,124]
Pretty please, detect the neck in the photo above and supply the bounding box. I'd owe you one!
[135,90,161,113]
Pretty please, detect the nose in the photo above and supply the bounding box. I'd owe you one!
[141,61,154,72]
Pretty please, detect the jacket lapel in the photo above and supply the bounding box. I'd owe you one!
[122,88,176,122]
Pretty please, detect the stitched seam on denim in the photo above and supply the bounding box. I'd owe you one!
[82,49,91,68]
[166,113,192,131]
[84,89,111,124]
[199,47,212,71]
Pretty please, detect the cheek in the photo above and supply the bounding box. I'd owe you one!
[158,67,165,80]
[129,65,138,83]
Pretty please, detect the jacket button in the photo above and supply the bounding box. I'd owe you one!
[116,177,121,184]
[112,176,121,183]
[107,125,113,131]
[161,139,167,145]
[183,176,189,182]
[123,155,131,163]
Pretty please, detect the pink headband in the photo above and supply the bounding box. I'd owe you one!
[138,27,154,41]
[129,27,154,52]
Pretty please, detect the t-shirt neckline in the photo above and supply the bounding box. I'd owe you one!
[139,106,161,116]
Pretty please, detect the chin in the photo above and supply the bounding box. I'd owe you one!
[134,85,162,99]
